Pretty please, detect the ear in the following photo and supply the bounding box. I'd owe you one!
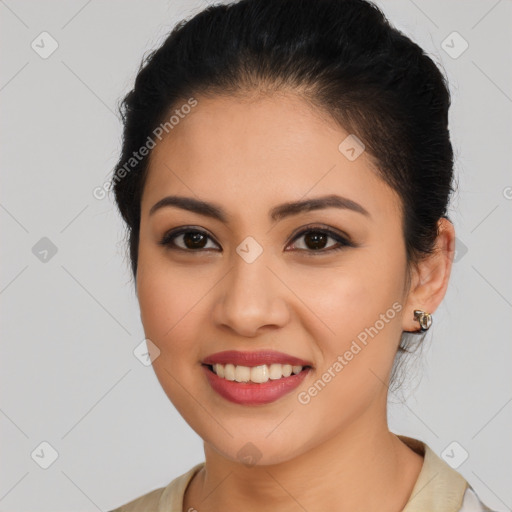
[402,217,456,332]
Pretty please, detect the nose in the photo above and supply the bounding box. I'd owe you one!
[212,253,290,338]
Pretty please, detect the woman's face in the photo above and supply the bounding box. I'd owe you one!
[137,92,416,465]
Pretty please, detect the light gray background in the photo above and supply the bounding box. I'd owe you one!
[1,1,511,511]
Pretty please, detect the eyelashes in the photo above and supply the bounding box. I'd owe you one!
[158,224,356,256]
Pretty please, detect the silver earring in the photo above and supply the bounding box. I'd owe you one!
[413,310,432,332]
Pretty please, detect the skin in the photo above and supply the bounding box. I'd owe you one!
[136,91,455,511]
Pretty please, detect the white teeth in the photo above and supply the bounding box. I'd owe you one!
[214,364,225,378]
[224,363,235,381]
[282,364,292,377]
[269,363,283,380]
[251,365,269,383]
[210,363,306,383]
[235,365,251,382]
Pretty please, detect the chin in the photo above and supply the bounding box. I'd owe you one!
[202,430,308,468]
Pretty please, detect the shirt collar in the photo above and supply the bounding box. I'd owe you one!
[398,435,469,512]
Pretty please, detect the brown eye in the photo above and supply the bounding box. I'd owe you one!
[159,228,220,251]
[287,226,354,254]
[182,231,208,249]
[159,225,354,255]
[302,231,330,250]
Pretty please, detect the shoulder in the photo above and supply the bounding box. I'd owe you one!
[107,462,205,512]
[397,435,496,512]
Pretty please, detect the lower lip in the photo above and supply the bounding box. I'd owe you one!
[203,365,311,405]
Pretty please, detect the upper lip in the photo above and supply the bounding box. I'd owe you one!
[202,350,313,368]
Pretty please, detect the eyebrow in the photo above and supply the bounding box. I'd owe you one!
[149,194,371,222]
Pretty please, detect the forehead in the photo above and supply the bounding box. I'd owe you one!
[142,92,401,223]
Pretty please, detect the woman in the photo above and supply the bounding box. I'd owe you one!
[109,0,495,510]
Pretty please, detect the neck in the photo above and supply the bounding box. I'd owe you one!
[184,407,424,512]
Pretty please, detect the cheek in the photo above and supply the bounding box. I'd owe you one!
[136,244,206,356]
[309,260,403,336]
[304,250,405,380]
[136,255,209,409]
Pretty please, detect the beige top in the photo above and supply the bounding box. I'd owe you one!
[109,435,494,512]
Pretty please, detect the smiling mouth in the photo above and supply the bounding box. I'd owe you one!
[203,362,312,384]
